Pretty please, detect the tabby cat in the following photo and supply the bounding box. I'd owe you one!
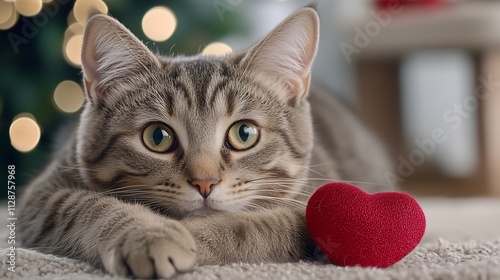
[19,6,391,279]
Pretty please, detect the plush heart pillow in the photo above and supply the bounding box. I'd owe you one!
[306,182,426,268]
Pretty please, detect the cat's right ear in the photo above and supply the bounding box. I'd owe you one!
[237,7,319,101]
[81,12,160,106]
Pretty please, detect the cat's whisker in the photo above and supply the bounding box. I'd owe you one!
[169,44,176,54]
[251,188,312,198]
[116,192,179,202]
[55,163,97,173]
[245,181,307,191]
[247,183,304,190]
[93,184,186,209]
[248,181,310,191]
[248,178,306,183]
[242,176,298,184]
[252,179,308,186]
[251,195,307,209]
[245,177,316,184]
[29,246,66,251]
[253,177,388,188]
[99,184,176,195]
[241,202,269,212]
[249,175,387,187]
[105,187,174,194]
[306,178,389,187]
[253,184,307,191]
[306,163,333,168]
[57,166,89,171]
[253,190,309,202]
[237,186,310,207]
[275,159,328,178]
[250,189,311,202]
[124,195,180,210]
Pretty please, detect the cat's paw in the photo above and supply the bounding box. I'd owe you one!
[101,220,197,279]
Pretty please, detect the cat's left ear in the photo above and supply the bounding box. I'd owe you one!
[238,6,319,99]
[81,12,161,106]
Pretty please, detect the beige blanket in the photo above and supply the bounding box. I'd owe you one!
[1,198,500,279]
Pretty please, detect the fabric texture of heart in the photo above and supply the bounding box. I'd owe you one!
[306,182,426,268]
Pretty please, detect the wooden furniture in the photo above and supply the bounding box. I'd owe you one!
[351,2,500,196]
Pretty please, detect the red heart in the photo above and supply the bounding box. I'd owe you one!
[306,182,426,268]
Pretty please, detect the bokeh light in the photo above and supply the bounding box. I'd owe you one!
[15,0,43,17]
[67,22,84,36]
[67,9,76,25]
[0,1,14,24]
[0,7,18,30]
[63,23,83,59]
[142,6,177,42]
[9,114,42,153]
[64,34,83,67]
[202,42,233,56]
[53,80,85,113]
[74,0,108,25]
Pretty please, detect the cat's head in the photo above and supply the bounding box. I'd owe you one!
[76,7,319,217]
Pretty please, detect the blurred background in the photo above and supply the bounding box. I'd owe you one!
[2,0,500,199]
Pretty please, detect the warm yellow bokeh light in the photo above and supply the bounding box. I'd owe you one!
[15,0,43,17]
[202,42,233,56]
[67,9,76,25]
[53,80,85,113]
[67,22,84,36]
[64,29,74,43]
[74,0,108,25]
[9,116,42,153]
[0,1,14,24]
[0,8,18,30]
[65,34,83,66]
[142,6,177,42]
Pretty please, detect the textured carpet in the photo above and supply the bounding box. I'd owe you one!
[1,198,500,280]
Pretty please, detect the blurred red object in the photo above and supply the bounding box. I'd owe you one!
[376,0,442,10]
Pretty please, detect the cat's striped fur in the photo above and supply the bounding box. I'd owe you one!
[18,7,392,279]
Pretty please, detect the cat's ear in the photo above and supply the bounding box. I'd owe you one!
[81,12,160,105]
[239,7,319,99]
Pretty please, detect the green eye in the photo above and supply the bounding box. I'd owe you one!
[142,123,176,153]
[226,121,260,151]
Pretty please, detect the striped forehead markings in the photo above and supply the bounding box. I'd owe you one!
[169,60,234,112]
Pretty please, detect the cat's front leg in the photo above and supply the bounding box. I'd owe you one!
[20,188,197,278]
[99,208,197,278]
[182,207,315,265]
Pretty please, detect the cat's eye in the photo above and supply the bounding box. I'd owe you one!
[142,123,176,153]
[226,121,260,151]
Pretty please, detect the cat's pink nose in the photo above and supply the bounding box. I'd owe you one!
[190,179,219,198]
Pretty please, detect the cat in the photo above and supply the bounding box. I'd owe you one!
[18,5,392,279]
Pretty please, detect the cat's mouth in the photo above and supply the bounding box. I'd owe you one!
[190,204,221,217]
